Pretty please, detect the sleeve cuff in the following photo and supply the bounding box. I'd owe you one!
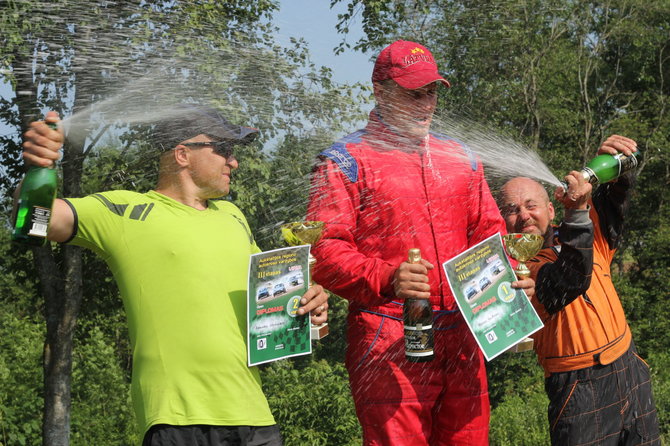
[563,206,591,226]
[379,264,398,300]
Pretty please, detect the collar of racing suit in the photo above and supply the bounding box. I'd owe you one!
[366,108,430,153]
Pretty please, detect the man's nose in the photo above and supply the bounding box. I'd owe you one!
[518,208,531,221]
[418,94,436,108]
[227,155,239,169]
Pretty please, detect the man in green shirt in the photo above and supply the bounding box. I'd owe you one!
[22,104,329,446]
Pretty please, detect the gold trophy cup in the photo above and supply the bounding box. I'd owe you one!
[502,233,544,279]
[281,221,329,339]
[502,233,544,353]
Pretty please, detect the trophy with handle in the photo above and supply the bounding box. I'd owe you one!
[502,233,544,352]
[281,221,329,339]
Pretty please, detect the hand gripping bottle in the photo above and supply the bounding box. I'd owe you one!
[403,248,434,362]
[560,150,640,190]
[12,122,58,246]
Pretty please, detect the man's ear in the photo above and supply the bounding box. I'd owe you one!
[548,201,555,221]
[173,145,190,167]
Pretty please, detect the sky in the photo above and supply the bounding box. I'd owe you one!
[275,0,373,87]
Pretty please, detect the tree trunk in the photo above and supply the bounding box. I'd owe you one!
[37,245,83,446]
[14,45,88,445]
[40,98,88,445]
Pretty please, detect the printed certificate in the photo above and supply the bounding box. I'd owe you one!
[247,245,312,366]
[442,233,543,360]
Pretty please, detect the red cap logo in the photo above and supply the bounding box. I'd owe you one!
[372,40,450,89]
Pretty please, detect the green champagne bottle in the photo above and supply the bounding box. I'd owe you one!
[403,248,435,362]
[12,122,59,246]
[561,151,640,190]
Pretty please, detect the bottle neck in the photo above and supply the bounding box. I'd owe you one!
[29,164,56,171]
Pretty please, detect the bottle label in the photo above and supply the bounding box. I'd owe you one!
[617,153,638,174]
[404,326,434,356]
[582,167,599,185]
[27,206,51,237]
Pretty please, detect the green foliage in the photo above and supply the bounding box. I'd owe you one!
[0,312,44,446]
[0,295,137,446]
[486,351,545,408]
[0,230,43,446]
[489,387,549,445]
[244,130,346,248]
[262,359,361,446]
[485,335,551,444]
[0,233,43,444]
[646,351,670,442]
[69,321,137,445]
[0,231,42,317]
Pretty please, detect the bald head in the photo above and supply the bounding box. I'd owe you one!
[499,177,555,246]
[501,177,551,205]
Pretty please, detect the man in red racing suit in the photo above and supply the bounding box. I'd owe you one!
[306,40,531,446]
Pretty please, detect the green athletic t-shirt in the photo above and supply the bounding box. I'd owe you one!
[65,190,275,436]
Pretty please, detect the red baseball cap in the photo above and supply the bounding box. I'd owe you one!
[372,40,450,90]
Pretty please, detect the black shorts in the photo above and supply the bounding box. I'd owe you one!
[545,343,660,445]
[142,424,283,446]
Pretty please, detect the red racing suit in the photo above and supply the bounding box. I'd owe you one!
[306,110,506,445]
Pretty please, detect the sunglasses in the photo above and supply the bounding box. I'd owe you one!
[181,141,235,158]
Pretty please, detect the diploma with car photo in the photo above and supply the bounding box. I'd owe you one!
[443,233,544,361]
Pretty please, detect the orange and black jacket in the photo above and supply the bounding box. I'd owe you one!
[528,175,634,375]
